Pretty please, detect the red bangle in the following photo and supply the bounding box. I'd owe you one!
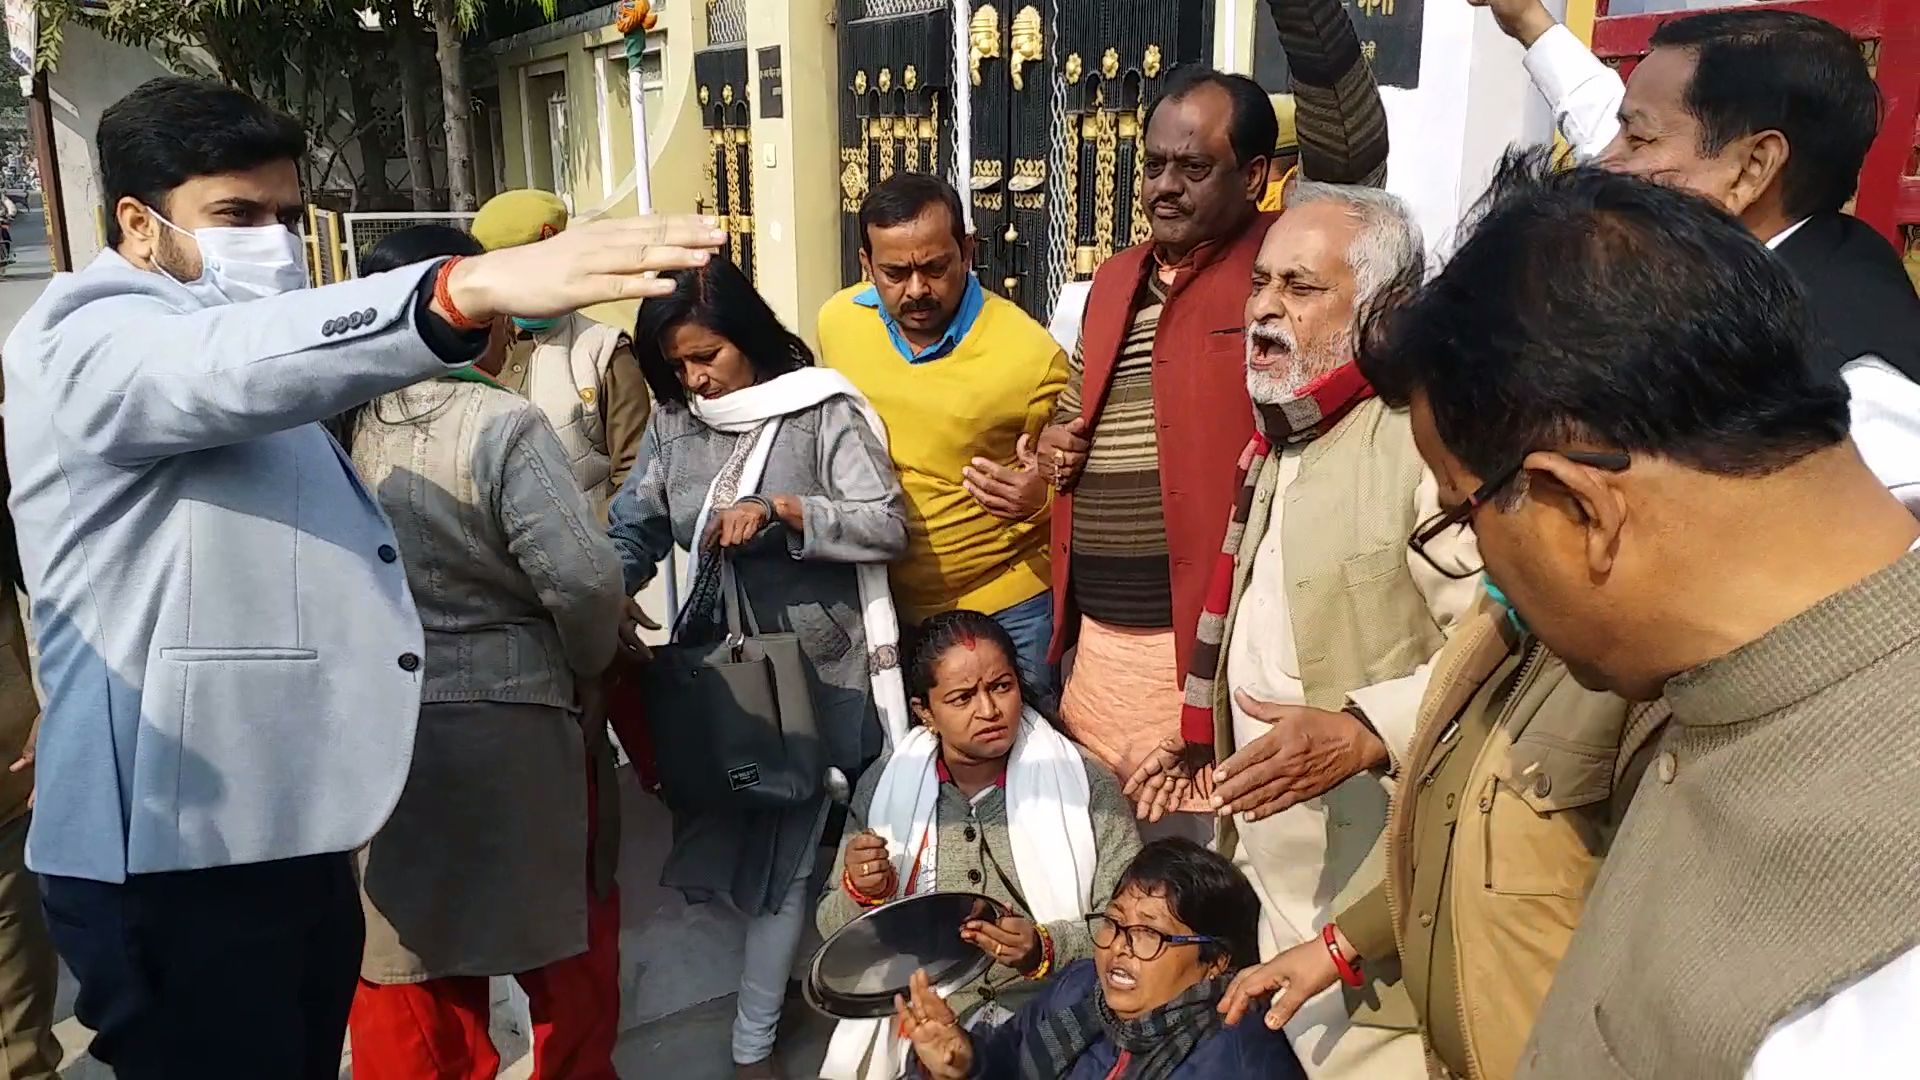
[842,869,891,908]
[433,256,488,332]
[1323,922,1363,987]
[1024,923,1055,981]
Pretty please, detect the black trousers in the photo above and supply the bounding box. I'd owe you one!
[40,852,363,1080]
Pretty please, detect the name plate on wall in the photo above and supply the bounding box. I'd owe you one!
[1254,0,1425,94]
[758,45,785,119]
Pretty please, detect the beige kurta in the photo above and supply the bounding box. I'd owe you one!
[1227,447,1477,1080]
[349,378,627,983]
[357,701,593,982]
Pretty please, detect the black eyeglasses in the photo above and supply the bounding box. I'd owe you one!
[1085,913,1218,962]
[1408,451,1631,580]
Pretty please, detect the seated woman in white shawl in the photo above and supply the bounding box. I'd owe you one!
[816,610,1143,1080]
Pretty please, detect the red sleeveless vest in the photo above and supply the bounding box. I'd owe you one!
[1048,211,1277,676]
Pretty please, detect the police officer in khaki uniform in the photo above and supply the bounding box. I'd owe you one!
[471,190,652,519]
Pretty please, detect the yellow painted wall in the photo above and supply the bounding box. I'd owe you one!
[1564,0,1599,44]
[499,72,528,189]
[744,0,843,342]
[492,0,710,331]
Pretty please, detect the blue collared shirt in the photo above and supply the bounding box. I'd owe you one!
[851,273,986,363]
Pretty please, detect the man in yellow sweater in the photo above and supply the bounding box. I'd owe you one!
[817,173,1067,696]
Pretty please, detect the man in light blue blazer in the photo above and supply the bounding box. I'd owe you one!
[1,77,718,1078]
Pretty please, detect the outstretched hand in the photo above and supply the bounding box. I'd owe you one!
[1209,692,1387,821]
[1123,737,1216,823]
[440,214,727,322]
[896,968,972,1080]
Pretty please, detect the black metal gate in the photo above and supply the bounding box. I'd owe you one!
[1055,1,1212,294]
[969,0,1211,323]
[836,1,1210,324]
[696,0,755,278]
[965,2,1056,316]
[835,0,959,288]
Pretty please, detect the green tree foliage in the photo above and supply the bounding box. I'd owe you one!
[27,0,558,209]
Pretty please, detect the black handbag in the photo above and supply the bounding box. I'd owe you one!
[642,558,823,812]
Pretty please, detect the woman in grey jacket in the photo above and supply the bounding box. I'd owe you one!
[343,226,629,1078]
[607,257,910,1079]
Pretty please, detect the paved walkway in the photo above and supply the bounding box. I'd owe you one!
[0,213,56,332]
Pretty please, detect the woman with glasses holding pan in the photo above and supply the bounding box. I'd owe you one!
[897,838,1307,1080]
[817,610,1141,1080]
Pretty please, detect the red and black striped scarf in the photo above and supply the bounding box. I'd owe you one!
[1178,361,1376,745]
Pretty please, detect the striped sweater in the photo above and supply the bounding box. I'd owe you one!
[1267,0,1391,188]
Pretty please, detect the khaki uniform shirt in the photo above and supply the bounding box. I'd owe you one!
[1339,609,1658,1079]
[499,333,650,493]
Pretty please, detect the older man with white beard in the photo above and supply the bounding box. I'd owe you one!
[1123,184,1477,1080]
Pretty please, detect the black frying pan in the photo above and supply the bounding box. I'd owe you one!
[803,891,1005,1019]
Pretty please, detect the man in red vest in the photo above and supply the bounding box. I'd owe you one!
[1038,0,1388,842]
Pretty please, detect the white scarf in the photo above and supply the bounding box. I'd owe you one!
[680,367,911,749]
[820,709,1098,1080]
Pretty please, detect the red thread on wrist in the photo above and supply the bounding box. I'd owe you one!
[1323,922,1363,987]
[842,869,890,908]
[433,256,488,332]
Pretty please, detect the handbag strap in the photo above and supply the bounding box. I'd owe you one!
[718,557,764,640]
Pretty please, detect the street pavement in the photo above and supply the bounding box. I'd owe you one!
[0,212,56,334]
[0,215,837,1079]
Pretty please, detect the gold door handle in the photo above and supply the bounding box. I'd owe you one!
[1010,6,1042,91]
[968,5,1001,87]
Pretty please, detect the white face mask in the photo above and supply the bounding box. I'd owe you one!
[150,208,309,305]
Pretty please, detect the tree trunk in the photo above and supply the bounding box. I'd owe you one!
[349,72,394,210]
[389,2,438,210]
[431,0,477,212]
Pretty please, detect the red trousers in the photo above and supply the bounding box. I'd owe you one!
[349,754,621,1080]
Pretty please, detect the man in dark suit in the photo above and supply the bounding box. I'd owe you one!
[1476,0,1920,512]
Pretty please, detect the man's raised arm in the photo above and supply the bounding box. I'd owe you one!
[40,216,722,467]
[1265,0,1390,186]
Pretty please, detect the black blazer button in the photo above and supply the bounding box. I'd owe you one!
[966,868,982,885]
[346,311,365,330]
[398,653,421,672]
[321,319,339,336]
[378,544,398,563]
[362,307,378,324]
[963,826,977,842]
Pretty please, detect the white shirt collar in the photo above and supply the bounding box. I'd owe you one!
[1765,217,1814,251]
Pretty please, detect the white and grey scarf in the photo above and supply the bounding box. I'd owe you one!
[679,367,912,749]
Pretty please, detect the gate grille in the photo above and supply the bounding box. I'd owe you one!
[706,0,746,46]
[845,0,950,17]
[836,3,958,287]
[341,212,477,278]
